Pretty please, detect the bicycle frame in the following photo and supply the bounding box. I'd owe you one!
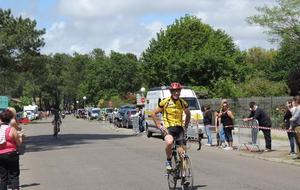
[167,138,193,190]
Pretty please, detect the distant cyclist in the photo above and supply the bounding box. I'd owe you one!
[151,82,191,172]
[52,109,62,136]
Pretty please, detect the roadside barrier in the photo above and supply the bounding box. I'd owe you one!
[186,125,201,141]
[236,120,261,152]
[131,115,140,133]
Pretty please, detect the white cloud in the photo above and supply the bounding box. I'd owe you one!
[40,0,277,56]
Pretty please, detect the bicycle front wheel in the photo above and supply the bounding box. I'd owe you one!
[167,157,178,190]
[181,155,193,190]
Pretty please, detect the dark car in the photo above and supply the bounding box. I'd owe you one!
[114,105,136,127]
[121,109,138,128]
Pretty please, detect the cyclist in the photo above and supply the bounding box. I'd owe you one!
[151,82,191,172]
[52,109,62,136]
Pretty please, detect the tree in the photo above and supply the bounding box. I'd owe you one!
[0,9,45,96]
[211,78,244,98]
[247,0,300,45]
[239,77,288,97]
[248,0,300,94]
[244,47,277,80]
[288,65,300,95]
[141,15,242,88]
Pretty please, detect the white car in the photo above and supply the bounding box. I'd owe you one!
[25,111,35,120]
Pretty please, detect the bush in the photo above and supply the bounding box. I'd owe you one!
[240,77,289,97]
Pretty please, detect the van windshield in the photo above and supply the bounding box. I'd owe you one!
[182,97,200,110]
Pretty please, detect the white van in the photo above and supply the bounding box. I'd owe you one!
[144,86,204,138]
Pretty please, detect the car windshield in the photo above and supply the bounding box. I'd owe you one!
[106,108,113,113]
[92,110,100,114]
[130,110,137,115]
[182,97,200,110]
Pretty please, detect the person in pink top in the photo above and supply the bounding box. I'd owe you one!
[0,109,24,190]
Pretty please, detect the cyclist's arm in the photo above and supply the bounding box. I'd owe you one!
[184,108,191,128]
[151,107,164,129]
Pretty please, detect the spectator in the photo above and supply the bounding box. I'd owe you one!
[284,100,296,156]
[203,105,213,146]
[7,107,22,131]
[138,106,145,133]
[0,109,25,190]
[219,102,234,150]
[244,102,272,152]
[290,96,300,160]
[215,99,227,148]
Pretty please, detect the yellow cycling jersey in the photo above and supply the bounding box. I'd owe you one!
[158,97,189,128]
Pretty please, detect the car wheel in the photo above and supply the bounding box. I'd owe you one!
[146,127,152,138]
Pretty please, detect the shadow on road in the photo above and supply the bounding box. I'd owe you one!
[20,183,40,188]
[28,121,52,124]
[173,185,207,190]
[24,133,134,153]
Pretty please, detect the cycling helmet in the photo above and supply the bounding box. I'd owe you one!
[170,82,182,90]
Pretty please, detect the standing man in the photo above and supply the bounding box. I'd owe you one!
[203,105,213,146]
[151,82,191,172]
[243,102,272,152]
[290,96,300,160]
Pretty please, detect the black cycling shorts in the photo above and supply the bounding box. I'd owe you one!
[167,126,186,145]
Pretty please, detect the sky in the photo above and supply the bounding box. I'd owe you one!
[0,0,277,56]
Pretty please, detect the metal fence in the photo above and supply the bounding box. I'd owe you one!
[199,96,292,128]
[131,115,140,133]
[236,120,261,152]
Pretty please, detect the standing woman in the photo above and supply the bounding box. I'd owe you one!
[215,99,227,148]
[0,109,24,190]
[220,102,234,150]
[284,100,296,156]
[7,107,22,131]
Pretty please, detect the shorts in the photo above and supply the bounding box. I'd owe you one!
[167,126,186,145]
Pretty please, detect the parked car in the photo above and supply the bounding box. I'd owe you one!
[89,108,101,120]
[114,105,135,127]
[121,109,138,128]
[25,111,35,121]
[102,108,113,122]
[76,109,87,119]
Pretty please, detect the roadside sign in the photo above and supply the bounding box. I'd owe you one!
[0,96,9,109]
[136,93,145,105]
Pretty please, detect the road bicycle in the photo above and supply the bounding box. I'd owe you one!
[167,137,193,190]
[53,119,61,139]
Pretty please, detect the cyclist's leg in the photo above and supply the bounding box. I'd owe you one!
[165,128,176,171]
[164,134,174,160]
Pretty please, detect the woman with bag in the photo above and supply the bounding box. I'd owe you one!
[0,109,25,190]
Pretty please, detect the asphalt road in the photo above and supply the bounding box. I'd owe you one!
[20,117,300,190]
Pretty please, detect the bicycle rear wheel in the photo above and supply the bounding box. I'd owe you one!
[53,123,58,139]
[181,155,193,190]
[167,157,178,190]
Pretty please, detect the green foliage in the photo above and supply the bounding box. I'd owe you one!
[20,96,32,106]
[210,78,244,98]
[244,47,277,80]
[141,15,242,88]
[239,77,289,97]
[247,0,300,44]
[248,1,300,95]
[287,64,300,95]
[0,9,45,96]
[192,86,209,98]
